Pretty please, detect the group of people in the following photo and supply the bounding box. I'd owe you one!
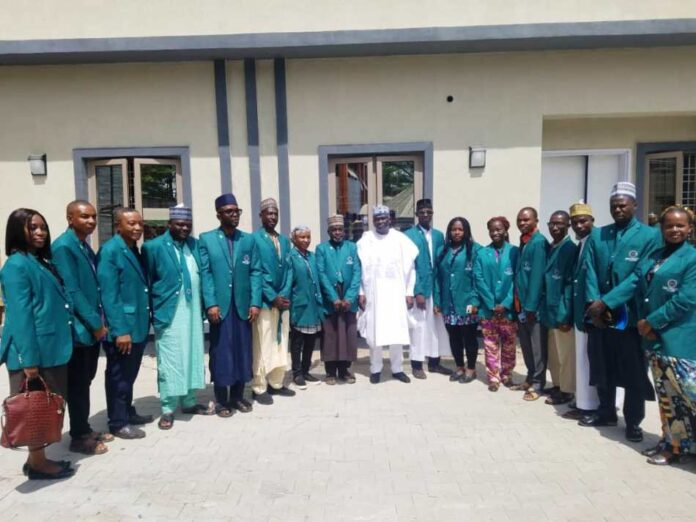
[1,180,695,481]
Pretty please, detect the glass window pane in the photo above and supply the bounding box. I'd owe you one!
[95,164,124,246]
[382,160,414,231]
[335,162,369,242]
[682,153,696,210]
[647,157,677,215]
[141,164,177,208]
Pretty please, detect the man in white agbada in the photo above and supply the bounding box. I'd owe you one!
[404,198,453,379]
[357,205,418,384]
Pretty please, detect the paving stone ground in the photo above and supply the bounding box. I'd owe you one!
[0,344,695,521]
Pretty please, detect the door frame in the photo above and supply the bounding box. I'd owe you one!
[318,142,433,242]
[87,158,129,248]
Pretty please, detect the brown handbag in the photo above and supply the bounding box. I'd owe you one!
[1,376,66,449]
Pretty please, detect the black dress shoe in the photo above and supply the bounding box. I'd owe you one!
[268,386,296,397]
[428,365,453,376]
[26,464,76,481]
[459,372,477,384]
[252,391,274,405]
[370,373,381,384]
[233,399,253,413]
[392,372,411,383]
[111,425,146,439]
[647,451,679,466]
[412,369,427,380]
[561,408,591,421]
[625,425,644,443]
[128,413,154,425]
[578,414,618,427]
[641,441,667,457]
[303,373,320,383]
[338,371,356,384]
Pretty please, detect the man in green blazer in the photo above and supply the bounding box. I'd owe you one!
[513,207,549,399]
[250,198,295,403]
[564,202,600,421]
[200,193,262,415]
[404,199,451,378]
[52,200,110,454]
[316,215,362,384]
[581,182,661,443]
[143,205,213,430]
[541,211,578,406]
[97,208,152,439]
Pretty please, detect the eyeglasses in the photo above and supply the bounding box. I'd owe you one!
[221,208,243,216]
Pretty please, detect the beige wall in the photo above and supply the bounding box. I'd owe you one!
[285,46,696,240]
[1,0,694,40]
[0,62,220,250]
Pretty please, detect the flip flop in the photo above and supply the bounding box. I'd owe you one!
[215,405,234,418]
[69,437,109,455]
[523,389,541,401]
[158,414,174,430]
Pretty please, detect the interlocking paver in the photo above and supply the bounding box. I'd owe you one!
[0,346,695,521]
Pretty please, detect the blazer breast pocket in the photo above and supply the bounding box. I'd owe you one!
[123,305,136,314]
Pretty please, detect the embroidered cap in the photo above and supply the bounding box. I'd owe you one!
[416,198,433,211]
[327,214,344,227]
[260,197,279,212]
[569,201,593,218]
[169,203,192,221]
[373,205,390,217]
[610,181,636,200]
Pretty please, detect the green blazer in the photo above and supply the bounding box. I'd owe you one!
[541,235,578,329]
[0,253,73,370]
[515,230,548,314]
[287,248,325,327]
[199,228,262,321]
[52,228,103,346]
[434,242,481,316]
[585,217,662,327]
[96,235,151,343]
[572,228,600,331]
[142,231,203,331]
[474,242,519,320]
[315,239,361,314]
[404,226,445,298]
[252,229,292,308]
[635,242,696,359]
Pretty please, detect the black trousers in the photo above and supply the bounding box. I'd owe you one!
[445,324,479,370]
[517,318,548,391]
[324,361,351,377]
[290,330,318,377]
[104,341,146,432]
[67,343,101,438]
[214,382,245,406]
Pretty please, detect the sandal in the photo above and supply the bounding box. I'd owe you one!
[501,377,514,388]
[158,414,174,430]
[215,405,234,418]
[69,436,109,455]
[488,383,500,392]
[91,431,115,443]
[523,389,541,401]
[182,402,215,416]
[510,381,531,391]
[545,392,572,405]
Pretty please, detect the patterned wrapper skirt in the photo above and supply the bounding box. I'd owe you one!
[649,352,696,455]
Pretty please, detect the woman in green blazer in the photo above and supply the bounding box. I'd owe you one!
[287,226,324,389]
[0,208,75,480]
[473,217,519,391]
[635,206,696,466]
[433,217,481,383]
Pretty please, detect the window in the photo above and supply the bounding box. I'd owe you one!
[644,151,696,216]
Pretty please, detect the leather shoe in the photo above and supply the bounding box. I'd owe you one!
[233,399,253,413]
[641,441,666,457]
[625,425,644,443]
[112,425,146,439]
[578,414,618,427]
[428,364,453,376]
[412,369,427,380]
[370,373,381,384]
[338,371,356,384]
[252,391,273,405]
[26,464,76,481]
[647,451,679,466]
[128,413,154,425]
[561,409,592,421]
[268,385,296,397]
[392,372,411,383]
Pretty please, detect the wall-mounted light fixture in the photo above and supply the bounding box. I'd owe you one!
[469,147,486,169]
[28,154,47,176]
